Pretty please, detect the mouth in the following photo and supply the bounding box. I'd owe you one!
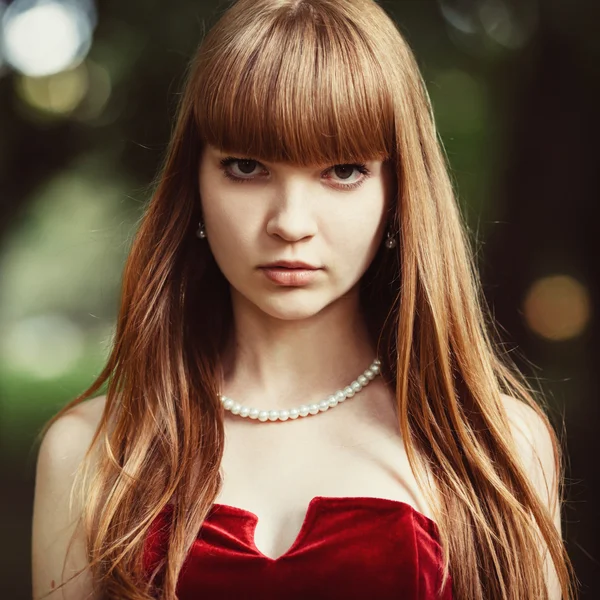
[262,266,315,270]
[259,261,321,270]
[258,265,321,286]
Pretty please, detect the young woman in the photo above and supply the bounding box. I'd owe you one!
[31,0,577,599]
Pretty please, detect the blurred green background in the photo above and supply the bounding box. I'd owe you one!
[1,0,598,598]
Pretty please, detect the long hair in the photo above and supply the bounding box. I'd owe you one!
[36,1,576,598]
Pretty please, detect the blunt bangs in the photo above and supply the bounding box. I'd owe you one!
[193,2,396,166]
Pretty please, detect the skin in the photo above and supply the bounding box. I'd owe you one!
[198,143,396,411]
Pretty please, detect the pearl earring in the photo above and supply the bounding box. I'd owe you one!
[196,220,206,239]
[385,228,397,249]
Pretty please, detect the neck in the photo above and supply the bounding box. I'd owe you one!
[219,288,377,411]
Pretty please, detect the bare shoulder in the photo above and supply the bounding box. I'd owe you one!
[67,394,107,428]
[499,397,564,599]
[499,393,560,512]
[32,395,108,600]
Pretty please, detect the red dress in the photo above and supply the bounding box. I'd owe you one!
[143,495,453,599]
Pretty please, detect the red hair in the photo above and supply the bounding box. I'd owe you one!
[37,1,576,598]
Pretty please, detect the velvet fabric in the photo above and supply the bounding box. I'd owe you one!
[144,495,453,599]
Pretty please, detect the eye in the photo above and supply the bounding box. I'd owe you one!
[219,157,265,181]
[221,156,259,179]
[218,157,372,190]
[326,164,371,190]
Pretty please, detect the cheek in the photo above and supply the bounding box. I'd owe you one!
[200,194,259,268]
[200,179,245,237]
[205,201,242,236]
[331,210,385,258]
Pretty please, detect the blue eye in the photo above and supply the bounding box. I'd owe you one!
[218,156,371,191]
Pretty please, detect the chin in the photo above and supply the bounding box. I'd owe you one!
[253,294,332,321]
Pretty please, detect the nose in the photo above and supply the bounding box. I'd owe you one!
[265,180,318,242]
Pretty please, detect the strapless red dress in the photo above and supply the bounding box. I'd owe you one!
[143,495,453,599]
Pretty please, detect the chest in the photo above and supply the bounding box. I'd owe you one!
[213,403,437,561]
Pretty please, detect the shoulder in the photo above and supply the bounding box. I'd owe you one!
[42,394,107,443]
[32,395,107,599]
[35,395,107,478]
[499,397,563,600]
[35,394,107,480]
[499,393,560,512]
[65,393,108,429]
[34,394,108,514]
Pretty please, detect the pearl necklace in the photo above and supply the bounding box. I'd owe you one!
[219,358,381,422]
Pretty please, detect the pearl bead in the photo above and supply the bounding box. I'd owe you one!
[220,358,380,422]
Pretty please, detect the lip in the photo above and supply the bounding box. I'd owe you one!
[260,260,320,269]
[259,266,321,286]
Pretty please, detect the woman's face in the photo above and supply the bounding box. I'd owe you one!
[198,143,394,320]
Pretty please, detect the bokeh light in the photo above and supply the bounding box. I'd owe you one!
[1,0,96,77]
[523,275,592,341]
[438,0,538,56]
[15,62,89,114]
[14,58,113,122]
[1,314,85,379]
[72,59,112,122]
[0,1,6,72]
[430,68,487,135]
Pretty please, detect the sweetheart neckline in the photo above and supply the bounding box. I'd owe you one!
[209,495,435,524]
[200,495,438,562]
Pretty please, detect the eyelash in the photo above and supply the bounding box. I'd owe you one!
[218,157,372,191]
